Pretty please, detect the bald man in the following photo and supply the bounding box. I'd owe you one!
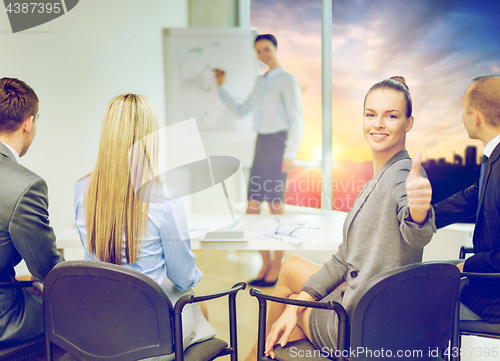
[434,75,500,323]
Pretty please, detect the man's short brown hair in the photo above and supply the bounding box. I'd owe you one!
[0,77,39,134]
[466,75,500,127]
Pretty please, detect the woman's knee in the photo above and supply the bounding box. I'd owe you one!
[281,255,319,275]
[281,255,306,275]
[278,256,321,290]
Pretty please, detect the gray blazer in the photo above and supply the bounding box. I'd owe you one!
[0,142,63,346]
[303,150,436,309]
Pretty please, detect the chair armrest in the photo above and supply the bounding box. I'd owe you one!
[173,282,246,313]
[461,272,500,279]
[32,280,43,294]
[459,246,474,259]
[250,288,343,311]
[249,288,348,361]
[191,282,246,303]
[172,282,246,361]
[0,280,43,293]
[0,281,35,288]
[459,273,500,295]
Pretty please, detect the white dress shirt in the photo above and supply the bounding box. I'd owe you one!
[218,66,304,160]
[0,142,20,162]
[482,133,500,158]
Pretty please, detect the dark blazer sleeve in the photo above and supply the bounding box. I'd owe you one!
[464,249,500,272]
[433,182,479,229]
[433,181,500,271]
[9,178,63,280]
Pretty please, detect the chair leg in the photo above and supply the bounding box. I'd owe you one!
[448,334,462,361]
[256,298,267,361]
[229,293,238,361]
[442,341,451,361]
[451,297,461,361]
[46,337,53,361]
[174,313,184,361]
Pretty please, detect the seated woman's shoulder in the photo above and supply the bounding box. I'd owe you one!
[144,182,183,205]
[75,176,89,193]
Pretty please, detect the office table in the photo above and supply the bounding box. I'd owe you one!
[57,212,347,252]
[56,210,474,257]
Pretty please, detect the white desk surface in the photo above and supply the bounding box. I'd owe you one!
[57,212,347,252]
[56,212,475,254]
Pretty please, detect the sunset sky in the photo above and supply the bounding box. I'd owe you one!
[251,0,500,163]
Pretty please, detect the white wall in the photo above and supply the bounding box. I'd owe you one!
[189,0,237,26]
[0,0,188,234]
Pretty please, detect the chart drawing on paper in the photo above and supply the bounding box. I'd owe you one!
[164,28,259,167]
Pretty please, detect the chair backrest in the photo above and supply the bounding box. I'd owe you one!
[347,262,460,361]
[43,260,175,361]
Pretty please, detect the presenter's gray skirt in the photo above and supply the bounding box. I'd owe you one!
[247,132,288,203]
[309,284,345,352]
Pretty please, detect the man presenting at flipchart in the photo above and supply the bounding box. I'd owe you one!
[434,75,500,323]
[0,77,63,346]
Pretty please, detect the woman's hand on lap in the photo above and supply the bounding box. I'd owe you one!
[265,306,298,358]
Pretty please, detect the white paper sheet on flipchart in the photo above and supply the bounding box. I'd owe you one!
[251,218,306,230]
[249,230,329,245]
[188,217,243,238]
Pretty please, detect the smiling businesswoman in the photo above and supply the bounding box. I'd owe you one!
[244,77,437,360]
[215,34,304,287]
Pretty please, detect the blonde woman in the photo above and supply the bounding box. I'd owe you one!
[74,94,215,356]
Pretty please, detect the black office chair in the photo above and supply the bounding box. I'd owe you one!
[0,280,45,361]
[451,246,500,361]
[43,260,245,361]
[251,262,461,361]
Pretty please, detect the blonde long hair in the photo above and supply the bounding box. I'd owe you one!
[84,94,159,265]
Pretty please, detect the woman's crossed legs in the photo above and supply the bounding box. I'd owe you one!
[245,255,321,360]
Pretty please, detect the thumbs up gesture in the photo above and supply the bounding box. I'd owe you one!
[406,152,432,224]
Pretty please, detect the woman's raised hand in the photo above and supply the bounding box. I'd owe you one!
[265,306,299,359]
[406,152,432,224]
[214,69,225,87]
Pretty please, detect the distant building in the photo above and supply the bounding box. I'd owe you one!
[454,154,463,166]
[465,146,477,167]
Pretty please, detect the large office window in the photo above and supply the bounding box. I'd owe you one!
[251,0,500,211]
[251,0,326,209]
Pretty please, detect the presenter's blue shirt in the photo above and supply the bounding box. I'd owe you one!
[218,66,303,160]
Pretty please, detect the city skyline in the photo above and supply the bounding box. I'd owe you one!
[285,144,481,211]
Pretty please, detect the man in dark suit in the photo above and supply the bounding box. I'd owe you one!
[0,77,64,346]
[434,75,500,323]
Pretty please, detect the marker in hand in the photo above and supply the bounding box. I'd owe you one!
[214,68,225,86]
[406,152,432,224]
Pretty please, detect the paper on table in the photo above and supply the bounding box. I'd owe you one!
[251,218,306,230]
[250,230,329,245]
